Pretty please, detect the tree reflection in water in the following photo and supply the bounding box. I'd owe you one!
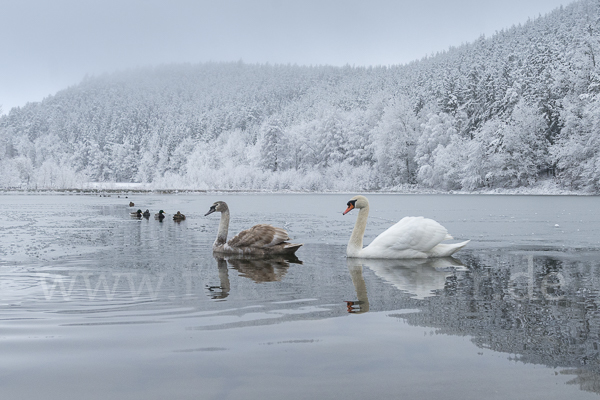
[347,251,600,395]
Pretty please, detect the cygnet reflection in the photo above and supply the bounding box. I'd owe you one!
[207,254,303,300]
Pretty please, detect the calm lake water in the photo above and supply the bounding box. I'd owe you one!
[1,193,600,400]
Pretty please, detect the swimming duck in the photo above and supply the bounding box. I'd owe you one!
[155,210,166,220]
[343,195,469,259]
[173,211,186,221]
[205,201,302,255]
[130,209,143,218]
[143,209,150,218]
[129,202,135,207]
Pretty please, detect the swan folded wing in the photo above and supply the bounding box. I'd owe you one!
[368,217,451,252]
[227,224,290,248]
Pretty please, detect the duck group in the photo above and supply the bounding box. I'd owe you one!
[126,195,469,260]
[127,204,182,223]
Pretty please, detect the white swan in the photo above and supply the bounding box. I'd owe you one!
[205,201,303,255]
[343,195,469,259]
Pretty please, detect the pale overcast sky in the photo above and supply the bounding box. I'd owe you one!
[1,0,572,114]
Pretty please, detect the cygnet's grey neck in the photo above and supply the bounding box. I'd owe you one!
[216,209,230,246]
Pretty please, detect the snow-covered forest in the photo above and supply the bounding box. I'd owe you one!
[1,0,599,192]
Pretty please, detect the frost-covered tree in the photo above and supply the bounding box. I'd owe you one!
[552,92,600,191]
[416,112,458,186]
[314,108,347,169]
[258,116,287,172]
[372,96,420,187]
[469,100,549,189]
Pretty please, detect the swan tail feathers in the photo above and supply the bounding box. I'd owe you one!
[282,243,303,254]
[431,240,470,257]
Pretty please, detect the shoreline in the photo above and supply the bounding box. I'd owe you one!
[0,187,589,196]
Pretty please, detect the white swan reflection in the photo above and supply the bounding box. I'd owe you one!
[346,261,370,313]
[346,257,465,311]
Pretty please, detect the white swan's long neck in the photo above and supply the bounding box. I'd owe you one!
[215,210,230,246]
[347,204,369,257]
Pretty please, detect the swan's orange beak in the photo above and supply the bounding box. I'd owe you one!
[343,204,354,215]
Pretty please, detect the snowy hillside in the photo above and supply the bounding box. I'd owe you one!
[1,0,599,192]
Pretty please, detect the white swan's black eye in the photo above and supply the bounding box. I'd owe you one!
[347,200,356,207]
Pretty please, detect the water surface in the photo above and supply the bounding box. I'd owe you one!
[1,193,600,399]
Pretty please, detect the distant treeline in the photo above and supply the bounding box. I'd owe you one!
[1,0,599,192]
